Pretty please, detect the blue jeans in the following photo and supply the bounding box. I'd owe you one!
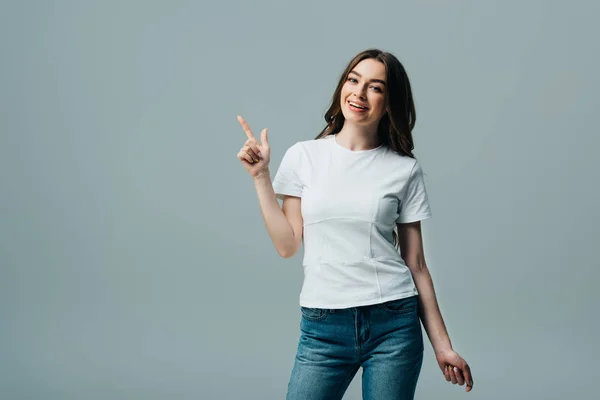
[286,295,423,400]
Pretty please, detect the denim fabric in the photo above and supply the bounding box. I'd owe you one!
[286,295,423,400]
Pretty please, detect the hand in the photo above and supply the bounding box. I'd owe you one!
[435,348,474,392]
[236,115,271,178]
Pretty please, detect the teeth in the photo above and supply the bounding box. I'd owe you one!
[349,102,367,109]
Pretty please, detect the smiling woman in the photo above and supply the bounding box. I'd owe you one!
[342,60,387,123]
[236,48,474,399]
[315,49,418,158]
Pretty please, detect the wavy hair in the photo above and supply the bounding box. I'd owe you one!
[315,49,420,249]
[315,48,417,158]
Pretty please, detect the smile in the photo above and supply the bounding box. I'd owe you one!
[348,101,369,112]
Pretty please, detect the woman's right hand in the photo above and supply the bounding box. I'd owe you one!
[236,115,271,179]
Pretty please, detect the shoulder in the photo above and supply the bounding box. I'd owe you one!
[382,147,420,172]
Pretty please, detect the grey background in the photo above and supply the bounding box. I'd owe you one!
[1,0,598,399]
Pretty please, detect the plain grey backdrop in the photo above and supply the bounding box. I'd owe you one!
[1,0,598,399]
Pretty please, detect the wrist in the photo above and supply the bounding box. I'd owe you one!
[433,343,453,355]
[252,168,271,181]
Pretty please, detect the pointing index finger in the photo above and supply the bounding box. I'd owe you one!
[237,115,255,139]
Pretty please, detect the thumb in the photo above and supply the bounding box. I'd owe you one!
[261,128,269,147]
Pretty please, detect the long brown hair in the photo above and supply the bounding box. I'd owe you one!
[315,49,419,250]
[314,48,417,158]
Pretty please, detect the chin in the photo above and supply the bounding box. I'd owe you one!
[343,112,371,125]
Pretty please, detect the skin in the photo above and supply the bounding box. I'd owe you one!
[398,221,474,392]
[236,58,474,392]
[336,58,387,151]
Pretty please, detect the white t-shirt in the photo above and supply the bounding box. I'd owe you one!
[272,134,432,309]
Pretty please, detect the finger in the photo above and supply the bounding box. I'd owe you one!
[245,137,258,146]
[237,115,255,139]
[462,363,474,390]
[260,128,269,147]
[453,367,465,386]
[448,366,457,384]
[244,146,259,162]
[238,151,255,165]
[443,365,451,382]
[245,140,262,158]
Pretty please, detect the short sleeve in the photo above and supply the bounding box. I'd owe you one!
[272,143,303,200]
[396,160,432,223]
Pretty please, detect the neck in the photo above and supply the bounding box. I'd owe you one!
[335,121,380,151]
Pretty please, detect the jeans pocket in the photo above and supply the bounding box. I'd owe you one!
[379,296,418,315]
[300,307,330,321]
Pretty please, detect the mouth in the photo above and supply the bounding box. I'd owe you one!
[348,101,369,111]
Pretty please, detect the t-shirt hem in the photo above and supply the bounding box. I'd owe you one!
[299,289,419,309]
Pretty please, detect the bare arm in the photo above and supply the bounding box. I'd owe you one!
[253,171,303,258]
[397,221,474,392]
[236,115,302,258]
[397,221,451,351]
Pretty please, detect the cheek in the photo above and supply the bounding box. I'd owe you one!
[340,86,350,101]
[370,96,386,115]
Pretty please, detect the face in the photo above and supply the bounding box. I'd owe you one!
[340,58,387,128]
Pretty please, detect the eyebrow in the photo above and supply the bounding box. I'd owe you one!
[348,70,386,85]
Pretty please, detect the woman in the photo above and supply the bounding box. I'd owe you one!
[236,49,474,399]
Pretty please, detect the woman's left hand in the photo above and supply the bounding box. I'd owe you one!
[435,349,474,392]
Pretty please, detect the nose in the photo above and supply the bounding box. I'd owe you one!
[354,91,366,100]
[353,86,367,100]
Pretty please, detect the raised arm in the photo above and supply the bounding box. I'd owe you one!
[236,115,302,258]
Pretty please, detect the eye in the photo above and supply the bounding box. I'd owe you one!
[371,86,383,93]
[347,77,358,83]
